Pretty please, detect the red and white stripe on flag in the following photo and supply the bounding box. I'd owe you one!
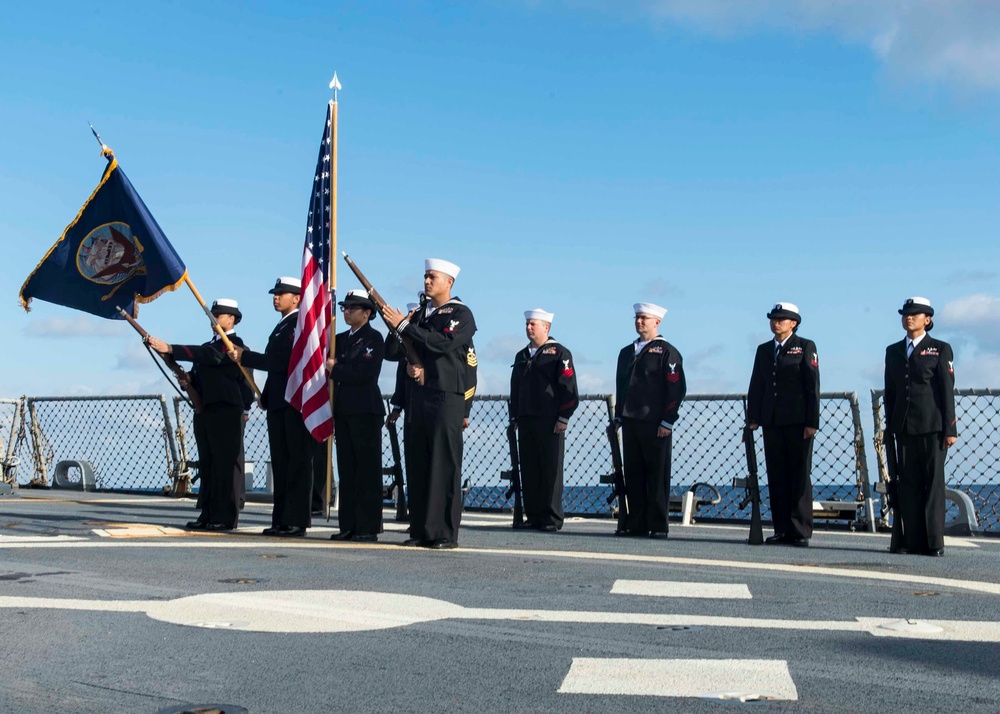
[286,103,335,442]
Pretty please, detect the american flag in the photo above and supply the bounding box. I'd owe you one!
[286,102,335,441]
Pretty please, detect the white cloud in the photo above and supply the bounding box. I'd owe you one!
[567,0,1000,92]
[940,294,1000,349]
[116,344,160,371]
[23,316,126,338]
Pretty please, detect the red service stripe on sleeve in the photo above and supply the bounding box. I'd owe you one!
[559,400,577,411]
[181,345,193,359]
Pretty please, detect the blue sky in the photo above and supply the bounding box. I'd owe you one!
[2,0,998,400]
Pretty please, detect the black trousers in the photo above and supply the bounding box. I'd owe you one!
[193,404,243,527]
[267,406,314,529]
[335,413,384,536]
[517,416,565,529]
[762,424,814,539]
[621,418,672,534]
[404,389,464,543]
[892,432,946,552]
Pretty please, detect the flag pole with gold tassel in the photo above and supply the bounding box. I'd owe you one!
[87,125,261,400]
[324,73,341,522]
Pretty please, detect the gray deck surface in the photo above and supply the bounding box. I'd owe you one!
[2,490,999,713]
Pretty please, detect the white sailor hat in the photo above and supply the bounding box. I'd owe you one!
[767,302,801,323]
[524,308,554,323]
[405,302,420,313]
[899,296,934,317]
[633,303,667,319]
[268,276,302,295]
[424,258,460,279]
[211,298,242,323]
[338,289,376,316]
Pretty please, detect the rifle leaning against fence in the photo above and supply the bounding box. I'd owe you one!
[341,252,425,386]
[735,426,764,545]
[605,420,628,533]
[116,306,204,414]
[504,421,524,527]
[386,419,408,521]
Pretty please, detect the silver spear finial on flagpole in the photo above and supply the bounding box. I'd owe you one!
[329,72,342,102]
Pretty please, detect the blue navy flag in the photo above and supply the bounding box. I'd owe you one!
[19,152,187,319]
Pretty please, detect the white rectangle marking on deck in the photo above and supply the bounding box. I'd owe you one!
[558,658,797,700]
[612,579,752,599]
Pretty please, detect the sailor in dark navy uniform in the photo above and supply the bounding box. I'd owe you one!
[614,302,686,538]
[509,308,578,532]
[884,297,957,556]
[147,299,252,531]
[382,259,477,549]
[327,290,385,542]
[747,302,820,547]
[230,277,314,537]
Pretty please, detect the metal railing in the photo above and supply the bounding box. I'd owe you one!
[871,388,1000,533]
[6,389,996,534]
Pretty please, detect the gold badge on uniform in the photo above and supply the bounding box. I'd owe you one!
[467,347,477,367]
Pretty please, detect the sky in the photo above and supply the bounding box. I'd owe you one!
[2,0,999,401]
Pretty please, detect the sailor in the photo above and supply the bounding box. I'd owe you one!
[509,308,579,532]
[382,259,477,549]
[884,297,957,556]
[613,303,686,538]
[147,299,252,531]
[746,302,820,547]
[229,277,314,537]
[328,290,385,542]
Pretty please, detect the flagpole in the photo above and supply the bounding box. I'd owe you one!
[325,78,340,522]
[183,274,262,398]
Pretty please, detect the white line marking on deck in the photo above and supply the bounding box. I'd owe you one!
[1,589,997,641]
[611,580,752,599]
[557,658,798,700]
[2,537,999,597]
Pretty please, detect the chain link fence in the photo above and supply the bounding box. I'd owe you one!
[7,389,998,535]
[14,396,178,492]
[871,388,999,534]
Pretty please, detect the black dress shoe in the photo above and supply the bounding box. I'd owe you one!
[648,531,668,539]
[311,509,324,516]
[277,526,306,537]
[426,538,457,549]
[352,534,378,543]
[925,548,945,557]
[329,531,354,541]
[537,524,558,533]
[402,537,424,547]
[205,523,234,531]
[765,533,786,545]
[262,527,279,536]
[512,521,534,530]
[630,530,649,538]
[185,521,208,530]
[614,528,631,537]
[789,537,810,548]
[889,546,909,554]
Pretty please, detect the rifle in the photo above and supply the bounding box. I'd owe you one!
[116,306,204,414]
[386,420,408,521]
[504,421,524,527]
[605,421,628,532]
[738,426,764,545]
[877,428,900,514]
[342,252,425,385]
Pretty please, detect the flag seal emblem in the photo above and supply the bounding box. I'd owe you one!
[76,222,145,285]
